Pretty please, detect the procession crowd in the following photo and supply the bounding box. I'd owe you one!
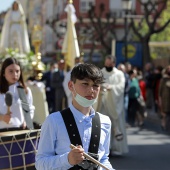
[41,57,170,132]
[0,1,170,169]
[1,55,170,169]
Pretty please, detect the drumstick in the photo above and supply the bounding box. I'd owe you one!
[70,144,110,170]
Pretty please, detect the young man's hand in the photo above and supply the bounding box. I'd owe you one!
[68,145,85,165]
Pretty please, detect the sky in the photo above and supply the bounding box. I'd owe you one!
[0,0,15,13]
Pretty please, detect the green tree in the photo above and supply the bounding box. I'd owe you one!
[131,0,170,65]
[78,3,117,61]
[149,1,170,60]
[151,1,170,41]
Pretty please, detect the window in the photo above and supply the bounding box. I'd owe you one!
[80,0,95,13]
[141,0,158,13]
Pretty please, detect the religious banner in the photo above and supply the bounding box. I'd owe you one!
[61,1,80,70]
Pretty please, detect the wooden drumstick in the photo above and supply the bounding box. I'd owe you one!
[70,144,110,170]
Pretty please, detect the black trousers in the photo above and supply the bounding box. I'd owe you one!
[128,98,140,125]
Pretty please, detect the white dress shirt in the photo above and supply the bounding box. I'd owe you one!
[0,82,35,129]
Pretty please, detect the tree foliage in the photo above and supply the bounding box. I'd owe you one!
[79,0,170,66]
[78,3,117,56]
[131,0,170,64]
[151,1,170,41]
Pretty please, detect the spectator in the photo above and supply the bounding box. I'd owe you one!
[144,63,154,109]
[0,58,35,132]
[128,70,142,127]
[118,63,131,123]
[63,57,82,106]
[41,62,58,113]
[153,65,163,114]
[159,65,170,131]
[51,59,67,111]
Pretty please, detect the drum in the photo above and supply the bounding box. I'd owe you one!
[0,129,41,170]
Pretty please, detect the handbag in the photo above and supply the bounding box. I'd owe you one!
[137,95,145,107]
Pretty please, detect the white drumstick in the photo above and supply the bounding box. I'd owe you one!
[70,144,110,170]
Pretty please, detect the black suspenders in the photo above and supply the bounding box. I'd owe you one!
[60,108,101,170]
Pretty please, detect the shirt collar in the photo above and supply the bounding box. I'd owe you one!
[9,82,19,91]
[70,104,95,123]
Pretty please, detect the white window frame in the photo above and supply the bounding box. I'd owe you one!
[80,0,95,13]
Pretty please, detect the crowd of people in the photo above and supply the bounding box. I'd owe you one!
[0,1,170,170]
[117,61,170,132]
[41,55,170,132]
[0,54,170,169]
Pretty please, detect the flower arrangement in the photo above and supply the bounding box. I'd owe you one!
[0,48,37,72]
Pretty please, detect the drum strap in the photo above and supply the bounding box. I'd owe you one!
[61,108,101,170]
[17,86,34,129]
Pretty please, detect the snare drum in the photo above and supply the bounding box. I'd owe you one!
[0,129,41,170]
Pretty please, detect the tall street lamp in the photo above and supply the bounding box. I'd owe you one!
[122,0,132,63]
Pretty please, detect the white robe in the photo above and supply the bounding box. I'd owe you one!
[94,67,128,154]
[27,81,49,125]
[42,24,55,54]
[63,70,72,106]
[0,2,30,53]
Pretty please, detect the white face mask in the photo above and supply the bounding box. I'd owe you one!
[73,85,97,107]
[52,68,58,72]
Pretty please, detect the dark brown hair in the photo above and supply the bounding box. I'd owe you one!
[0,58,27,93]
[105,55,116,63]
[12,1,19,11]
[71,63,104,84]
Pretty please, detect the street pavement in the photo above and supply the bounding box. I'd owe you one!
[109,118,170,170]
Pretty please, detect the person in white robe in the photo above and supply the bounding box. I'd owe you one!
[26,80,49,125]
[63,57,82,106]
[94,55,128,155]
[42,20,56,55]
[0,1,30,53]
